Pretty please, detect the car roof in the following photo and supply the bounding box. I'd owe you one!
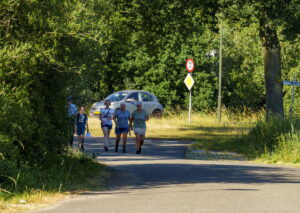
[117,90,153,94]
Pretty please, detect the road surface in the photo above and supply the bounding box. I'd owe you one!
[34,137,300,213]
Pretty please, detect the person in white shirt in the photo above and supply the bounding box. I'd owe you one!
[99,100,114,151]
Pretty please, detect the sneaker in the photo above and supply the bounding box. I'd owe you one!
[136,150,141,154]
[104,147,108,152]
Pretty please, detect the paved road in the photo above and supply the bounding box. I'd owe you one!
[34,137,300,213]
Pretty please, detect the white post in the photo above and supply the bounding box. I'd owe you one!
[189,89,192,124]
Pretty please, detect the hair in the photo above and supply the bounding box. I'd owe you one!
[136,101,142,106]
[104,99,111,105]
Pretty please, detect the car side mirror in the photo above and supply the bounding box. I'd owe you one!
[125,98,135,102]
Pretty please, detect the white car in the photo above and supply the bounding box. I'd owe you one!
[90,90,164,117]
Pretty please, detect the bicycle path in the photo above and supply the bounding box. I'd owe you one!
[34,137,300,213]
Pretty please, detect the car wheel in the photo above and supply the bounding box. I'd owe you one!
[152,109,163,118]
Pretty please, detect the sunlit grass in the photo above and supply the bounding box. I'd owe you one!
[0,192,65,213]
[89,111,259,152]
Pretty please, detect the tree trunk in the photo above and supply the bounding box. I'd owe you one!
[263,46,284,119]
[259,18,284,120]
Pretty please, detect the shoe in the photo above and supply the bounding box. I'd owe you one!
[139,147,141,152]
[104,147,108,151]
[136,150,141,154]
[115,145,119,152]
[122,146,126,153]
[80,146,84,151]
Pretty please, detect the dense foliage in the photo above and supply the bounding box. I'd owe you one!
[0,0,299,195]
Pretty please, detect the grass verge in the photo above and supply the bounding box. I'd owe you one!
[0,149,112,212]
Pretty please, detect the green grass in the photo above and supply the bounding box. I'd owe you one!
[230,118,300,165]
[0,149,112,212]
[90,111,300,165]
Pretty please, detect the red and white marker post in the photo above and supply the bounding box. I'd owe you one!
[184,59,195,123]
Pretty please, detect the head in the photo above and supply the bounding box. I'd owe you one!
[120,103,126,111]
[67,96,72,105]
[104,99,111,108]
[136,102,142,110]
[79,106,85,113]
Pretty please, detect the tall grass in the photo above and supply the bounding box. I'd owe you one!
[0,148,110,212]
[229,118,300,164]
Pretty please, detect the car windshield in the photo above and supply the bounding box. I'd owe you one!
[106,92,129,102]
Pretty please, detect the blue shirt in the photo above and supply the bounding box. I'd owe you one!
[132,109,149,129]
[68,103,77,117]
[115,110,130,128]
[77,113,88,125]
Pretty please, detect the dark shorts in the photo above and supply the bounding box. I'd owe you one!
[101,124,112,130]
[77,124,86,135]
[115,127,129,135]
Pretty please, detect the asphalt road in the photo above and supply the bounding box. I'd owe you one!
[34,137,300,213]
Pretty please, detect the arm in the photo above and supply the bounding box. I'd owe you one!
[129,115,134,130]
[113,113,119,128]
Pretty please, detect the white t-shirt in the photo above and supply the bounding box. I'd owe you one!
[100,108,114,125]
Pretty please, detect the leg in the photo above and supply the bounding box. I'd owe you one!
[101,127,109,150]
[77,135,81,149]
[69,119,75,146]
[81,135,85,150]
[140,135,145,147]
[115,134,121,152]
[122,133,128,153]
[135,134,141,154]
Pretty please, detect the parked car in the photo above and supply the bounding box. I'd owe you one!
[90,90,163,117]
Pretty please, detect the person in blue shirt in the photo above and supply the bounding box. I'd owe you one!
[76,106,89,151]
[130,102,149,154]
[67,96,77,146]
[113,103,130,153]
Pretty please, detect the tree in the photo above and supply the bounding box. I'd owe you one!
[221,0,300,119]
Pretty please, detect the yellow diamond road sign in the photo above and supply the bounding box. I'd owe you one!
[184,73,194,91]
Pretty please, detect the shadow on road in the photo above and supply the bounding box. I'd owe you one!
[82,137,300,192]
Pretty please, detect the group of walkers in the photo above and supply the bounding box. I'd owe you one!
[67,97,149,154]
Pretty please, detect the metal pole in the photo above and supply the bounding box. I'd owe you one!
[289,76,296,118]
[217,19,223,122]
[189,89,192,123]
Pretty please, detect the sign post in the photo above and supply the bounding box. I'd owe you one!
[184,59,195,123]
[283,78,299,118]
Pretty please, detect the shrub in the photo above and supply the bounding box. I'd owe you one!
[232,118,300,158]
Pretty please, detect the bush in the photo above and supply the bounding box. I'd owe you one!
[0,148,107,200]
[232,118,300,162]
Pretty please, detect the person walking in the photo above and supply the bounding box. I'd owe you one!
[100,100,114,151]
[130,102,149,154]
[113,103,130,153]
[67,96,77,146]
[76,106,89,151]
